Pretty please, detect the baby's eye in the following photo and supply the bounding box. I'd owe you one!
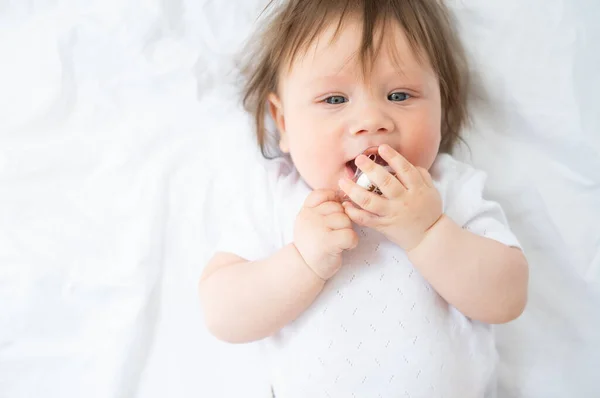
[388,92,410,102]
[324,96,348,105]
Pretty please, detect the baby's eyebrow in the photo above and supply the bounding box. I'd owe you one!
[306,71,420,87]
[302,75,350,90]
[308,75,348,84]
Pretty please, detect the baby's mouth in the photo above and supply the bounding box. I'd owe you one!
[345,159,358,178]
[344,146,389,178]
[363,146,389,166]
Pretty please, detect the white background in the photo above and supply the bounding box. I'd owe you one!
[1,0,599,397]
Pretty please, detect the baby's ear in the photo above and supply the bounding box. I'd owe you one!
[267,93,289,153]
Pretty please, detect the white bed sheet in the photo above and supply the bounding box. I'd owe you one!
[0,0,598,397]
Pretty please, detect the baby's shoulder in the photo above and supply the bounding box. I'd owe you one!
[430,153,488,206]
[225,153,295,190]
[249,155,304,194]
[228,154,308,212]
[430,153,478,184]
[429,153,520,248]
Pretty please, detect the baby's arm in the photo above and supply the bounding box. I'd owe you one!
[340,145,528,324]
[407,215,528,324]
[200,190,358,343]
[200,245,325,343]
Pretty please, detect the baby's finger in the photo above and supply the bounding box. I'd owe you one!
[354,154,405,198]
[343,202,377,228]
[325,212,352,230]
[417,167,434,188]
[331,228,359,251]
[338,178,387,215]
[303,189,339,208]
[379,145,424,189]
[316,201,344,215]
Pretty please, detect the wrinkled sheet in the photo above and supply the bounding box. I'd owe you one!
[0,0,599,397]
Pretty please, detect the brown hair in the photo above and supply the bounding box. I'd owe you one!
[241,0,469,157]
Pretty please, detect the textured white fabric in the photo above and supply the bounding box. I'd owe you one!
[2,1,599,398]
[216,153,521,398]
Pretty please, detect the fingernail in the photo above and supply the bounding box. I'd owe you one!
[379,144,391,154]
[355,155,368,166]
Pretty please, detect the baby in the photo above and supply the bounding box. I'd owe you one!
[200,0,529,397]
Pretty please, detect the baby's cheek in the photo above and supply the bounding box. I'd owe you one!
[308,154,339,190]
[404,126,441,169]
[286,140,331,189]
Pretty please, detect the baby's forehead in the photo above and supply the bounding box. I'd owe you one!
[283,17,429,84]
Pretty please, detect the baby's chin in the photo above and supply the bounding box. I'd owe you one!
[297,166,353,193]
[301,175,343,193]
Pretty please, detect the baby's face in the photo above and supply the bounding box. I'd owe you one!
[269,16,442,191]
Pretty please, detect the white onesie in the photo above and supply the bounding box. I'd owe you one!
[216,153,521,398]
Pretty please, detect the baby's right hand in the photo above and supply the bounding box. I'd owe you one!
[293,190,359,280]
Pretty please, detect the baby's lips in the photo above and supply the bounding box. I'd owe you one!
[359,146,390,167]
[349,146,393,195]
[338,146,396,203]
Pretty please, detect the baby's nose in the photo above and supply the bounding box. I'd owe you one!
[351,104,395,136]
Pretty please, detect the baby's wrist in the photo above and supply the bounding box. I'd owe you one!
[290,243,328,282]
[407,214,454,257]
[402,214,444,253]
[388,213,445,254]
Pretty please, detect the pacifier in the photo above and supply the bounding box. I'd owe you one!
[338,146,396,202]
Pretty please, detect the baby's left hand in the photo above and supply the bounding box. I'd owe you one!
[339,144,443,252]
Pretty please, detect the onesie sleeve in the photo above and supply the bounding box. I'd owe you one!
[431,154,522,250]
[213,157,282,262]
